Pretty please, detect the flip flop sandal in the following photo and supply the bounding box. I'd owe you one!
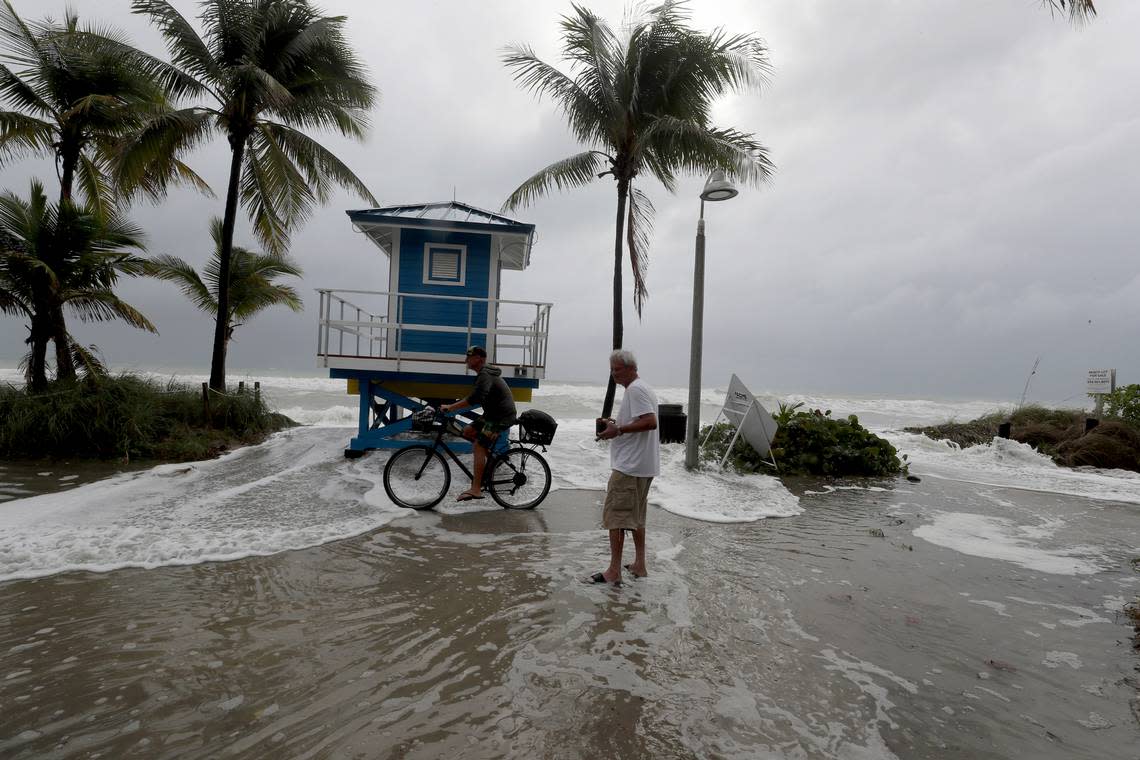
[456,492,485,502]
[588,572,621,587]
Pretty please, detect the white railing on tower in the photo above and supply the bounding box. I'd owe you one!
[316,289,552,375]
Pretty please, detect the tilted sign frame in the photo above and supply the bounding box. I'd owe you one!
[701,374,779,471]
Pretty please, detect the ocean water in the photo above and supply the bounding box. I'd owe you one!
[2,369,1138,758]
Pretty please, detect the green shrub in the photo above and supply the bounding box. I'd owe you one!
[0,374,295,461]
[700,408,906,477]
[1103,384,1140,428]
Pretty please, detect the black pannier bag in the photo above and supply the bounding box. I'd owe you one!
[411,408,440,432]
[518,409,558,445]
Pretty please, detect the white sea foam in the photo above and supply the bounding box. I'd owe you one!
[277,404,358,427]
[0,417,798,580]
[0,428,408,581]
[545,419,801,523]
[1042,651,1082,669]
[890,433,1140,505]
[912,512,1106,575]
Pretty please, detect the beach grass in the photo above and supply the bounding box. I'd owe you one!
[0,374,296,462]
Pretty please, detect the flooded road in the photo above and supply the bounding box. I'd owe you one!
[2,476,1137,759]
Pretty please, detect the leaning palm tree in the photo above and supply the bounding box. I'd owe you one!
[125,0,378,391]
[0,180,156,391]
[503,2,773,417]
[146,217,303,356]
[0,1,204,381]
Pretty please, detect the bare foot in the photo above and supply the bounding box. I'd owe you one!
[623,563,647,578]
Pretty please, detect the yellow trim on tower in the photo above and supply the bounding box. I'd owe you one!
[345,379,532,403]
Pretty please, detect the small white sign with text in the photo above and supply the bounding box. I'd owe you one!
[1086,369,1115,395]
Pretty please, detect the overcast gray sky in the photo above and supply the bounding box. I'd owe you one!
[2,0,1136,401]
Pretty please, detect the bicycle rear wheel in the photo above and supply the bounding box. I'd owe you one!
[487,446,551,510]
[384,445,451,510]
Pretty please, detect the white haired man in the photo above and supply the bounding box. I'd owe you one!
[593,349,659,585]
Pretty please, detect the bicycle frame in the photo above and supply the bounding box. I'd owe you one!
[411,415,500,482]
[413,414,539,492]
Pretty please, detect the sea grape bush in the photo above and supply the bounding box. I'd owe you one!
[1103,384,1140,428]
[699,409,906,477]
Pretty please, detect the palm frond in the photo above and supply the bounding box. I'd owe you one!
[229,253,303,321]
[76,152,117,219]
[642,117,774,187]
[501,44,611,146]
[130,0,222,91]
[0,0,51,75]
[234,62,294,111]
[1044,0,1096,23]
[71,28,208,101]
[626,184,654,317]
[240,129,312,255]
[68,337,107,379]
[502,150,609,211]
[0,287,30,316]
[146,252,217,314]
[0,109,53,161]
[260,121,376,205]
[559,6,621,124]
[0,248,58,289]
[113,106,216,201]
[0,65,52,118]
[64,289,157,332]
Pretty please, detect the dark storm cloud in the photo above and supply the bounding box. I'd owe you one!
[2,0,1136,402]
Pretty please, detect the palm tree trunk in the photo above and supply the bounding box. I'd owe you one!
[58,139,79,205]
[51,141,81,383]
[50,304,75,382]
[209,138,247,392]
[27,312,50,392]
[601,176,630,419]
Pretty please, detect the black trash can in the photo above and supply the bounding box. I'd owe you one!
[658,403,686,444]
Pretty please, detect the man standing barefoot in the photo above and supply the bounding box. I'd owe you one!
[593,349,659,586]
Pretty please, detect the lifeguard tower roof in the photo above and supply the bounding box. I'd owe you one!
[347,201,536,270]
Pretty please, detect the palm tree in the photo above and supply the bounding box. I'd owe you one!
[126,0,378,391]
[0,0,203,382]
[0,1,202,210]
[502,2,773,416]
[0,180,156,391]
[146,217,303,356]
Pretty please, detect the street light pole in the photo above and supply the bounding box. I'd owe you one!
[685,171,738,470]
[684,203,707,469]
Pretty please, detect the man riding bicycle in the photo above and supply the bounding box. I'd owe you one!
[440,346,517,501]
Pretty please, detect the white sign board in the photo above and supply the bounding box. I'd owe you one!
[722,374,779,457]
[1086,368,1115,395]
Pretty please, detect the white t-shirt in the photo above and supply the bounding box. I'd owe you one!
[611,378,660,477]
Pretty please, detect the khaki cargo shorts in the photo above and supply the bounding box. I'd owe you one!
[602,470,652,530]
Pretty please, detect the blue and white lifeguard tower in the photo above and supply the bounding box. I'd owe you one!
[316,201,552,457]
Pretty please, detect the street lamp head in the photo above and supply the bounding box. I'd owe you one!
[700,170,738,202]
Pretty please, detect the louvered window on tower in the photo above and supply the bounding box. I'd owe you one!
[424,244,465,285]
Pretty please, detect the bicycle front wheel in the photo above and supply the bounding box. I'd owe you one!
[384,445,451,510]
[488,447,551,510]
